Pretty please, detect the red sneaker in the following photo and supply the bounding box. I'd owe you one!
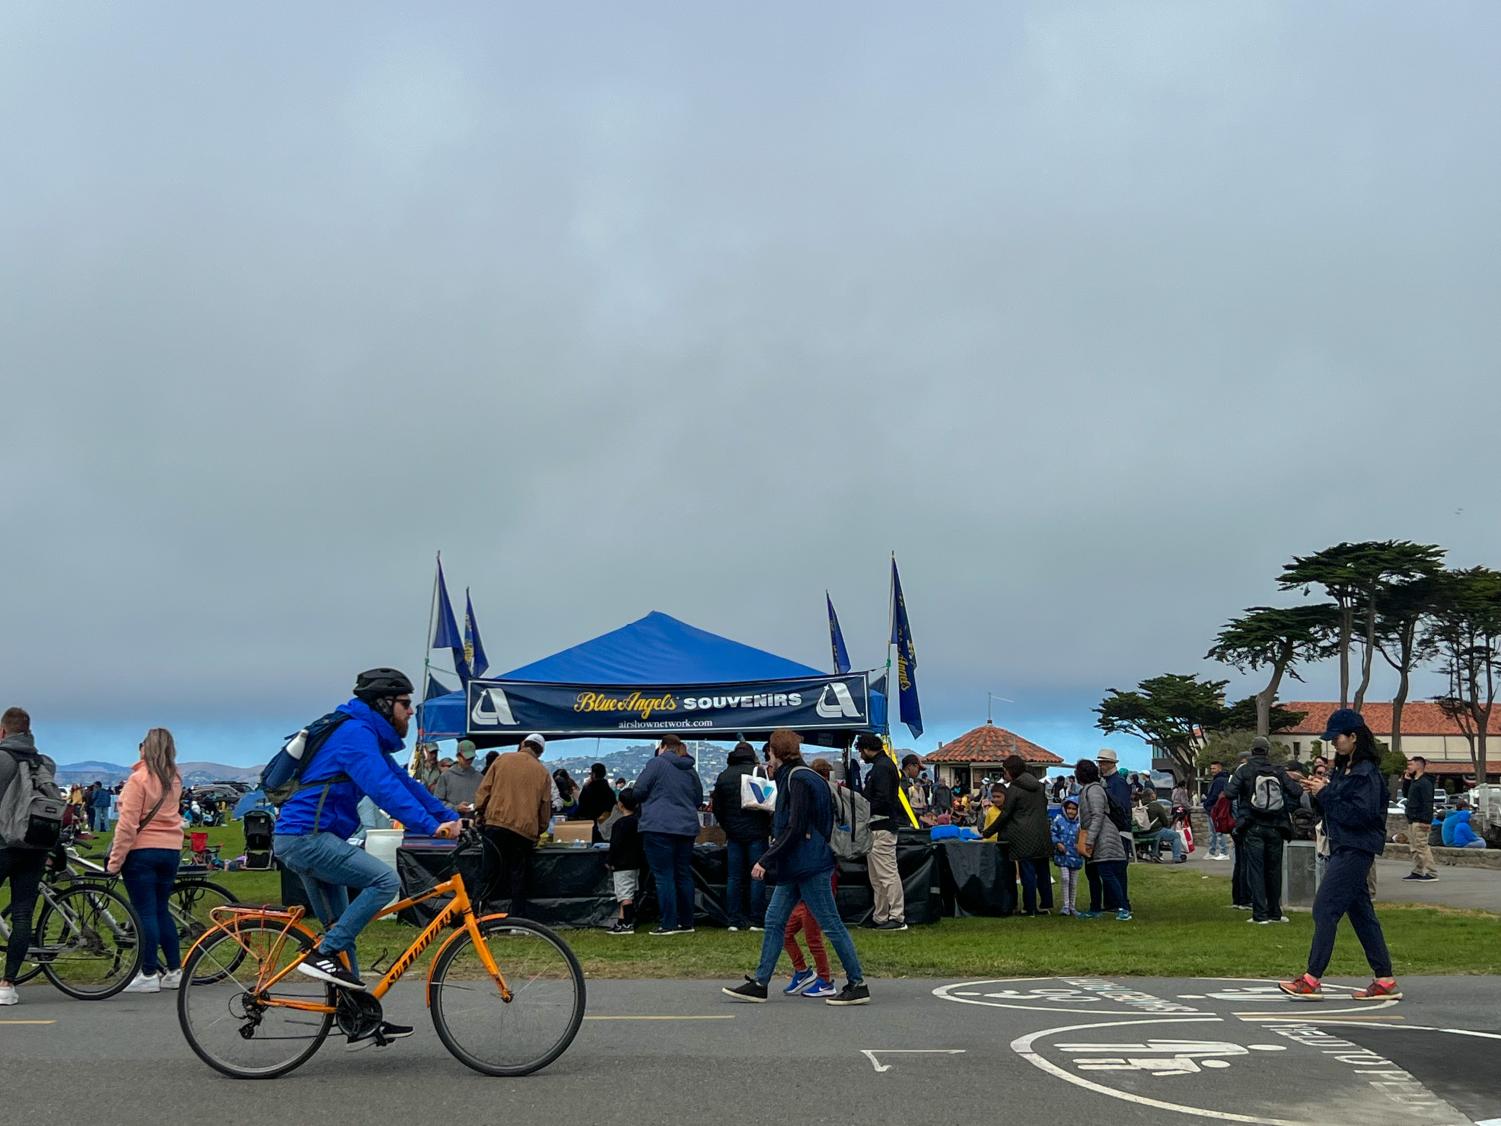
[1353,978,1402,1001]
[1277,973,1325,1001]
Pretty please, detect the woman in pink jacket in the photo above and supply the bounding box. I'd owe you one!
[106,728,185,993]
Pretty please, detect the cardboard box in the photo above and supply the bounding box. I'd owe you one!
[552,822,593,846]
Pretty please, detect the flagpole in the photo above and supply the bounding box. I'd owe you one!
[417,551,440,756]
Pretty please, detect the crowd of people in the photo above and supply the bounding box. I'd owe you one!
[9,672,1490,1023]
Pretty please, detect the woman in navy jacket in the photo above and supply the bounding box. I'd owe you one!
[1280,709,1400,1002]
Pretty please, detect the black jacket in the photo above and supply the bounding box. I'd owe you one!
[863,754,903,832]
[980,772,1050,859]
[575,778,617,824]
[607,813,644,871]
[1402,774,1435,824]
[710,747,772,843]
[1225,754,1302,835]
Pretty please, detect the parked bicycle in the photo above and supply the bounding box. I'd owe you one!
[0,855,142,1000]
[177,827,585,1079]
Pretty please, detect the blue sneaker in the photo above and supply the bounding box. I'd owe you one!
[1074,911,1102,919]
[783,969,815,996]
[1116,909,1133,921]
[802,978,835,999]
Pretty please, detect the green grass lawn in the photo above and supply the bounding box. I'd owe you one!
[15,822,1497,981]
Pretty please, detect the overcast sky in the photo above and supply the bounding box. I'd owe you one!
[3,3,1498,769]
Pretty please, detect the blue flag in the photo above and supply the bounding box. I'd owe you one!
[826,592,851,675]
[890,557,923,739]
[424,671,457,701]
[431,558,465,674]
[464,588,489,680]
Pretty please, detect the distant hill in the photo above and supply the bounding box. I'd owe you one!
[53,760,261,786]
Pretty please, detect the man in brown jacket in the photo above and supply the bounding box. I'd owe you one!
[473,733,553,915]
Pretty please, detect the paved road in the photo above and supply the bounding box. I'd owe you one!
[6,975,1499,1125]
[1182,851,1500,914]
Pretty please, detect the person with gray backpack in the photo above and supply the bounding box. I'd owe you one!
[1,706,66,1006]
[1225,736,1305,924]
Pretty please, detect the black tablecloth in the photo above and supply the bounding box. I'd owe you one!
[938,841,1018,917]
[393,830,942,929]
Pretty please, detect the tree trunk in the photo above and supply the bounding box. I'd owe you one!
[1353,595,1378,711]
[1338,602,1353,708]
[1256,649,1290,737]
[1390,671,1408,758]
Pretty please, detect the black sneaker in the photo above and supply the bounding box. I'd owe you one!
[298,953,365,990]
[1419,874,1440,882]
[826,981,871,1006]
[649,926,681,937]
[675,925,696,934]
[346,1020,414,1051]
[606,921,634,935]
[1402,872,1423,881]
[875,919,908,931]
[722,980,768,1003]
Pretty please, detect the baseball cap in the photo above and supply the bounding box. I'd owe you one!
[1097,748,1118,763]
[456,740,477,759]
[521,733,546,751]
[1321,707,1363,742]
[1250,736,1271,754]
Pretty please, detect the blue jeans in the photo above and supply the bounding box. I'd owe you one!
[1087,859,1130,913]
[1207,827,1228,855]
[642,832,696,930]
[273,832,399,969]
[120,848,181,975]
[724,838,767,927]
[1154,827,1185,862]
[753,869,863,986]
[1308,848,1391,979]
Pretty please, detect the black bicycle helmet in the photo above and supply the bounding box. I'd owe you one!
[353,667,415,701]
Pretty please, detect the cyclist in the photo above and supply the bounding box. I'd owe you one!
[273,669,460,1044]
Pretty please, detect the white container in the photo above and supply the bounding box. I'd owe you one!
[363,828,406,909]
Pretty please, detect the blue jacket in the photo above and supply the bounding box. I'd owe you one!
[1442,809,1482,848]
[1202,771,1227,813]
[274,698,456,839]
[1051,811,1084,869]
[633,752,704,837]
[1104,771,1131,822]
[761,764,834,885]
[1315,757,1386,857]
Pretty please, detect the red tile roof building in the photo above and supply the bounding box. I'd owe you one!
[1277,701,1501,780]
[923,722,1064,782]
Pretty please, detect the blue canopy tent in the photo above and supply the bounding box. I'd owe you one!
[419,611,885,747]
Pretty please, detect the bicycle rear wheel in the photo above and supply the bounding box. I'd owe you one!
[171,879,238,948]
[429,916,585,1076]
[178,917,334,1079]
[34,882,142,1000]
[0,904,45,985]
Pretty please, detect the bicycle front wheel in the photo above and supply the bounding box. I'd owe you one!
[178,917,334,1080]
[34,882,142,1000]
[430,916,586,1076]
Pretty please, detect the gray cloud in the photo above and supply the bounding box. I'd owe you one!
[2,3,1498,756]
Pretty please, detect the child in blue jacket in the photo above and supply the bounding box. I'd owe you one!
[1051,797,1085,916]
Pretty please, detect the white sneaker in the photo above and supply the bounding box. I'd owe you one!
[123,972,161,994]
[0,983,18,1006]
[159,969,183,989]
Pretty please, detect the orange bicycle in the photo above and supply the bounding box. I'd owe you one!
[175,830,585,1079]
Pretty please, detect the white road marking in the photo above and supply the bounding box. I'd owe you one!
[1012,1016,1306,1126]
[861,1049,966,1073]
[583,1015,734,1021]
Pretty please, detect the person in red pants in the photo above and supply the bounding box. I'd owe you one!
[780,871,838,998]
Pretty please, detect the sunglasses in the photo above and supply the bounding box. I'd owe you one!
[394,698,414,710]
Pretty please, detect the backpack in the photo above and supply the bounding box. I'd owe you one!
[1105,787,1132,832]
[1249,764,1287,817]
[0,748,66,850]
[1209,792,1237,833]
[260,712,352,809]
[829,781,871,861]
